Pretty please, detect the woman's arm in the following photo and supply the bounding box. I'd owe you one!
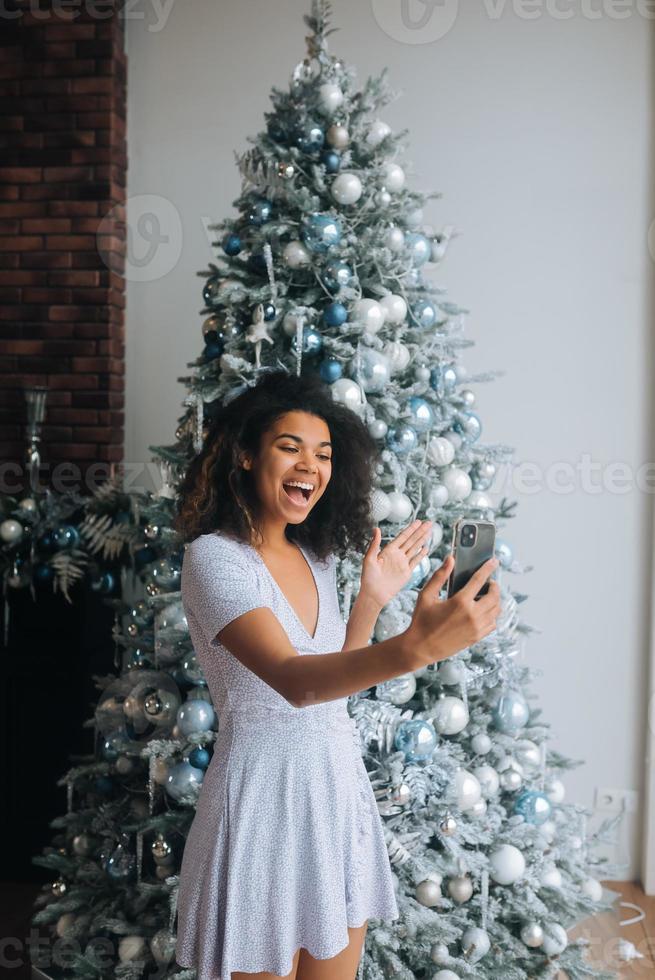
[341,591,383,652]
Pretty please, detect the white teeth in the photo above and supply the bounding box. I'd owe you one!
[283,480,314,490]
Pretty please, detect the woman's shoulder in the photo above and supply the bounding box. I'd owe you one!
[184,530,253,564]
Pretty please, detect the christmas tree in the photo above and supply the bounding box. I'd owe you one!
[29,2,625,977]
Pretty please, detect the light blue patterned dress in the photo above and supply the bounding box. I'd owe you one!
[174,531,399,980]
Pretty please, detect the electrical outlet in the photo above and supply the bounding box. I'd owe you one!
[594,787,639,814]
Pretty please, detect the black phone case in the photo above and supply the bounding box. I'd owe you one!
[447,518,496,600]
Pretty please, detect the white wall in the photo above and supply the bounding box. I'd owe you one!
[125,1,654,879]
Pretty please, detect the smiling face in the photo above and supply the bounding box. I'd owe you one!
[240,410,333,530]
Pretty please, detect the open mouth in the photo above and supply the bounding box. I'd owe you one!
[281,482,315,508]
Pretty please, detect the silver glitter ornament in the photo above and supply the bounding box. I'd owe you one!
[440,814,458,835]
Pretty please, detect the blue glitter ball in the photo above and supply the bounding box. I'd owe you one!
[409,299,438,330]
[53,525,80,549]
[262,302,276,321]
[319,358,343,383]
[321,149,341,173]
[301,212,342,252]
[222,232,242,256]
[513,789,552,825]
[246,197,273,226]
[394,719,437,763]
[323,302,347,326]
[323,260,352,292]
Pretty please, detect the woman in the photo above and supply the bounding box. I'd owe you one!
[173,368,500,980]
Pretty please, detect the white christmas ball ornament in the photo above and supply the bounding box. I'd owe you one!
[542,923,568,956]
[352,298,385,334]
[426,436,455,467]
[470,798,487,817]
[521,922,544,948]
[368,418,388,439]
[382,162,405,192]
[441,467,473,502]
[384,341,411,374]
[471,732,492,755]
[326,124,349,148]
[317,82,343,114]
[370,488,391,522]
[540,864,563,889]
[374,606,411,642]
[429,484,449,508]
[581,877,603,902]
[432,972,460,980]
[514,739,541,771]
[416,876,442,907]
[385,491,413,523]
[379,292,407,325]
[331,172,363,205]
[375,188,391,208]
[462,926,490,962]
[151,757,170,786]
[283,240,311,268]
[430,941,450,964]
[331,378,364,411]
[282,310,307,337]
[386,226,405,252]
[454,769,482,810]
[472,764,500,798]
[545,776,566,804]
[539,819,556,843]
[466,490,492,510]
[0,519,23,544]
[447,874,473,903]
[56,913,76,937]
[367,119,391,145]
[438,660,465,685]
[489,844,526,885]
[118,936,147,964]
[432,696,469,735]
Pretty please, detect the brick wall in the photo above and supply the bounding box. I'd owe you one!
[0,0,126,496]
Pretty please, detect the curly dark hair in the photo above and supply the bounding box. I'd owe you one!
[174,368,380,560]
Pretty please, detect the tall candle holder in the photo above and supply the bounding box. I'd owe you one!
[24,385,48,492]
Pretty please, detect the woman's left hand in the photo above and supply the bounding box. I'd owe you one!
[359,519,434,609]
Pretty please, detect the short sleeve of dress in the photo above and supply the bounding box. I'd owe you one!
[182,535,267,647]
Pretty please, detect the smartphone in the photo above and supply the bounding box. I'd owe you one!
[447,518,496,600]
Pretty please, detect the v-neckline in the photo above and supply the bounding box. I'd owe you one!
[247,540,321,642]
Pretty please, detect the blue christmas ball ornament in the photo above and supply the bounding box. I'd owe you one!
[246,197,273,225]
[91,571,115,595]
[302,212,342,252]
[203,341,223,360]
[177,699,216,736]
[321,149,341,172]
[323,301,347,326]
[492,690,530,733]
[394,718,437,762]
[262,302,276,321]
[293,120,325,155]
[386,424,418,455]
[319,358,343,383]
[202,278,220,306]
[430,364,457,392]
[188,746,211,771]
[34,563,54,584]
[407,396,434,433]
[222,232,242,256]
[409,299,438,330]
[247,252,268,275]
[323,260,352,292]
[53,525,80,549]
[165,761,204,802]
[454,411,482,443]
[495,539,513,568]
[267,118,287,143]
[100,730,125,761]
[405,232,432,266]
[290,325,323,357]
[514,789,552,825]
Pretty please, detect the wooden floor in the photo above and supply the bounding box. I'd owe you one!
[563,881,655,977]
[1,880,653,978]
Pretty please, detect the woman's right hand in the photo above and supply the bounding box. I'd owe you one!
[404,554,502,668]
